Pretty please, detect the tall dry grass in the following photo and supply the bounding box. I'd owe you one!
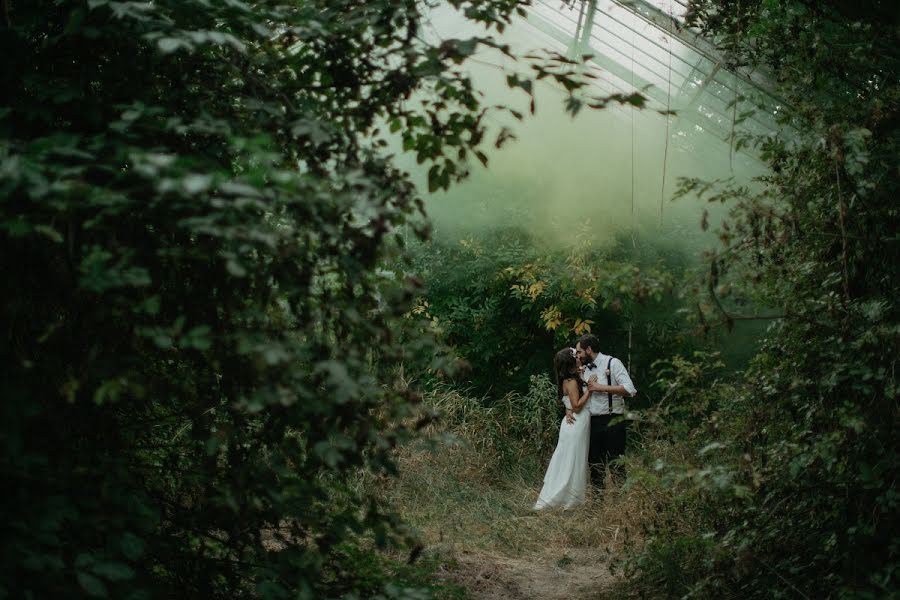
[380,378,674,568]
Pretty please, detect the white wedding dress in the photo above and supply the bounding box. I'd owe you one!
[533,395,589,510]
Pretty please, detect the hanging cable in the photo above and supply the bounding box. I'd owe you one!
[630,10,636,249]
[660,0,673,228]
[730,0,743,172]
[729,70,738,173]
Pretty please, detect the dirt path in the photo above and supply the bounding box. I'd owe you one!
[437,547,619,600]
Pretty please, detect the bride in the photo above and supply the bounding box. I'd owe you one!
[534,347,596,510]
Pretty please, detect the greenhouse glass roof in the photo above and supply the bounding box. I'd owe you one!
[524,0,789,149]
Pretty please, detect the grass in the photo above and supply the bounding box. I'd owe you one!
[372,381,677,599]
[386,435,639,556]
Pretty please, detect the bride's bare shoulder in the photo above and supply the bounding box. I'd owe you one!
[561,377,580,391]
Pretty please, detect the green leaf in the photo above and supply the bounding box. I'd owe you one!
[182,174,213,195]
[182,325,213,350]
[76,572,108,598]
[226,259,248,277]
[119,533,145,561]
[91,561,135,582]
[427,165,440,193]
[313,442,340,468]
[157,38,188,54]
[206,435,222,456]
[34,225,64,243]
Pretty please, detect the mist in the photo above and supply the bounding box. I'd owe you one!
[407,2,772,256]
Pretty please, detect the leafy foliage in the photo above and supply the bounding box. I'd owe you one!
[406,227,690,396]
[0,0,595,597]
[619,1,900,598]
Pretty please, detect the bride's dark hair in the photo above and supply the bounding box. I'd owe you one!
[554,347,581,401]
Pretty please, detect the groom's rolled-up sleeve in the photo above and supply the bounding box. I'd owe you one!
[612,359,637,397]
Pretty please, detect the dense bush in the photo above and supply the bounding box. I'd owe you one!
[0,1,559,597]
[406,227,689,396]
[619,1,900,598]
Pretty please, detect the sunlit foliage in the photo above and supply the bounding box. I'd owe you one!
[406,228,685,396]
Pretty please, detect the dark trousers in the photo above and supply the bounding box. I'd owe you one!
[588,414,627,488]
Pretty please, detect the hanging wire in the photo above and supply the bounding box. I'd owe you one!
[660,0,673,228]
[729,70,739,173]
[630,10,637,249]
[728,2,742,173]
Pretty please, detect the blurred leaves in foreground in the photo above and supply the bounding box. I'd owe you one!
[0,0,591,597]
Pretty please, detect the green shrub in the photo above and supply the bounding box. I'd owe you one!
[614,1,900,596]
[0,1,560,597]
[408,227,686,397]
[315,542,465,600]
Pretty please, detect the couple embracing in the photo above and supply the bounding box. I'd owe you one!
[534,333,637,510]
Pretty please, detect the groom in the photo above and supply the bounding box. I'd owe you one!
[573,333,637,490]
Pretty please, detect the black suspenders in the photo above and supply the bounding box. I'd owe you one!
[606,357,614,412]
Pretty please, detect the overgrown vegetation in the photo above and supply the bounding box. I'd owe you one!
[380,380,657,599]
[406,228,693,397]
[614,1,900,598]
[0,1,571,597]
[4,0,897,598]
[383,379,623,554]
[399,1,900,598]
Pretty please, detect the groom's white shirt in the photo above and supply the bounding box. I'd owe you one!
[582,352,637,415]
